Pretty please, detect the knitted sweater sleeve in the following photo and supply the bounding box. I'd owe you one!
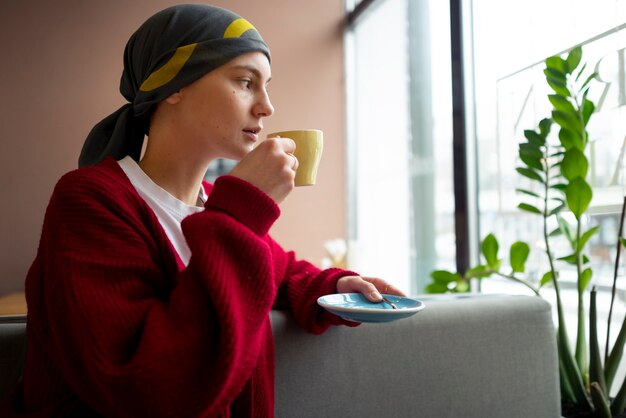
[268,240,361,334]
[205,176,361,334]
[30,170,283,417]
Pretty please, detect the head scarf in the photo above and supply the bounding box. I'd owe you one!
[78,4,271,167]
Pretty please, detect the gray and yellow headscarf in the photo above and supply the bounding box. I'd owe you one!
[79,4,270,167]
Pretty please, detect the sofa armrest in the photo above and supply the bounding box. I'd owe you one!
[270,294,560,418]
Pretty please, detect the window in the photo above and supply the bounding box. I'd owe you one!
[346,0,626,390]
[473,0,626,288]
[345,0,455,294]
[470,0,626,393]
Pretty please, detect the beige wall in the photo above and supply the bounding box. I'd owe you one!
[0,0,347,295]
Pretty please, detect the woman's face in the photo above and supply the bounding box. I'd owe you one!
[168,51,274,161]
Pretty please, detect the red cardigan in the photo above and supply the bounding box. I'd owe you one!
[3,158,357,417]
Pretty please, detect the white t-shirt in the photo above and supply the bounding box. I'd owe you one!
[118,156,207,266]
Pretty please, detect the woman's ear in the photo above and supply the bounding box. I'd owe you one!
[164,91,182,104]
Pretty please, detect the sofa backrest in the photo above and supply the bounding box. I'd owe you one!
[271,294,561,418]
[0,316,27,402]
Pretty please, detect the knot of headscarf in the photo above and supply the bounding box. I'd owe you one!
[78,4,271,167]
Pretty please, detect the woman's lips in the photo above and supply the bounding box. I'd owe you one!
[243,128,261,142]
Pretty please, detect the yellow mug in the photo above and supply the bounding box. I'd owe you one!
[267,129,324,186]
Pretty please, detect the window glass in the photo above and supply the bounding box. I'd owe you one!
[471,0,626,391]
[473,0,626,286]
[346,0,454,294]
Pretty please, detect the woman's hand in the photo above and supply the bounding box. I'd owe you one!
[230,137,298,204]
[336,276,406,302]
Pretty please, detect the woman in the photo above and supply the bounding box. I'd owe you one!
[3,4,404,417]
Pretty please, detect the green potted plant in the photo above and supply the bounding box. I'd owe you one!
[426,46,626,417]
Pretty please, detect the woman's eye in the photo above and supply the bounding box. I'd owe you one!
[239,79,251,89]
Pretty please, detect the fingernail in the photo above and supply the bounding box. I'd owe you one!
[370,291,382,301]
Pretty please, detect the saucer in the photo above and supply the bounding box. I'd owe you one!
[317,293,425,323]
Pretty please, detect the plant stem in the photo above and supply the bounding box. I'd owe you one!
[589,287,608,395]
[493,272,541,296]
[575,217,588,379]
[542,142,560,299]
[542,140,587,403]
[605,195,626,363]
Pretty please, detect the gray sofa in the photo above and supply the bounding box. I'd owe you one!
[272,294,560,418]
[0,294,560,417]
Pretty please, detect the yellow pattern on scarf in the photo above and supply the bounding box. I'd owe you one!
[139,18,257,92]
[223,18,256,38]
[139,43,198,92]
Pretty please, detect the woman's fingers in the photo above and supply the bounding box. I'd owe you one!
[336,275,380,301]
[336,275,407,302]
[362,277,407,297]
[230,137,297,203]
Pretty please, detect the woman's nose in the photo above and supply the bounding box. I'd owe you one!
[255,91,274,117]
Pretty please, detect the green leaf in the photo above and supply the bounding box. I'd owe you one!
[560,357,576,403]
[425,282,449,294]
[546,55,568,74]
[580,71,597,91]
[558,215,576,246]
[520,156,543,171]
[481,234,499,269]
[519,143,544,170]
[548,204,566,216]
[538,118,553,136]
[558,128,582,150]
[519,142,543,156]
[544,67,566,81]
[518,203,542,214]
[582,87,590,102]
[578,225,600,251]
[549,227,563,237]
[557,322,591,407]
[540,271,554,287]
[582,99,595,126]
[579,268,592,293]
[551,183,568,191]
[550,150,566,158]
[566,46,582,73]
[523,129,545,146]
[547,77,571,97]
[558,254,578,265]
[590,384,612,418]
[516,167,543,182]
[621,237,626,249]
[575,62,588,82]
[561,148,589,181]
[552,110,581,131]
[510,241,530,273]
[516,188,541,198]
[589,289,607,389]
[558,254,590,264]
[611,377,626,415]
[566,177,593,218]
[431,270,460,284]
[549,94,576,113]
[590,289,611,414]
[605,315,626,390]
